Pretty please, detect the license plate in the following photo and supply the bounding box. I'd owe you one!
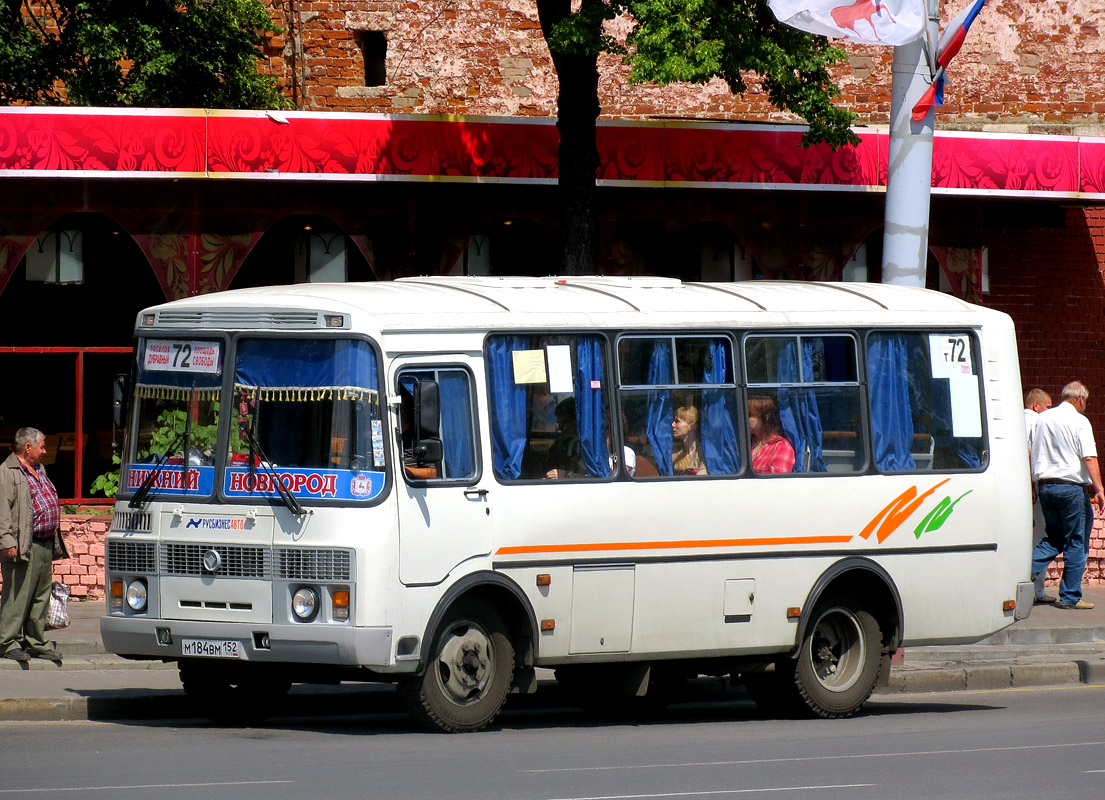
[181,638,241,659]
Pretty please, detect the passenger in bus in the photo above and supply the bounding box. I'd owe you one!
[608,425,636,477]
[672,405,707,475]
[748,395,796,474]
[545,398,583,479]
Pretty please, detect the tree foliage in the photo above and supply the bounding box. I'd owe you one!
[534,0,858,274]
[544,0,858,148]
[0,0,287,109]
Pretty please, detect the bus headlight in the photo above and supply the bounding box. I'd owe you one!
[125,580,148,613]
[292,587,319,621]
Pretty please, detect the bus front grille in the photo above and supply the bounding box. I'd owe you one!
[161,543,271,578]
[107,540,157,574]
[275,548,352,581]
[111,511,152,533]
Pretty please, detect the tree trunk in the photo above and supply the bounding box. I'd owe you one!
[537,1,601,276]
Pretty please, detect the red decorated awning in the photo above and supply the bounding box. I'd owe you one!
[1,107,1103,200]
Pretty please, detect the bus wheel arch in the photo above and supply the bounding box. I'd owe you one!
[796,558,903,657]
[400,573,537,732]
[758,559,902,719]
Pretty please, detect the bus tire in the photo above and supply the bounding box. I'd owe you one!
[793,596,882,719]
[399,602,515,733]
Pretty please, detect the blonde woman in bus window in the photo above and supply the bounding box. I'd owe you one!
[672,405,707,475]
[748,395,795,474]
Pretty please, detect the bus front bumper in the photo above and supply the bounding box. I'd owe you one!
[100,615,394,668]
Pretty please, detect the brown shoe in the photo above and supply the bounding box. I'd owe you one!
[1056,599,1095,610]
[27,648,62,663]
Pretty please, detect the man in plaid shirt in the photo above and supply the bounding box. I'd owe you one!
[0,427,70,664]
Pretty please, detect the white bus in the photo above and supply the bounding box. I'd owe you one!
[101,276,1034,731]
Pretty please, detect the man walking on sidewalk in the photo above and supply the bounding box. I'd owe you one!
[1031,382,1105,610]
[0,427,70,663]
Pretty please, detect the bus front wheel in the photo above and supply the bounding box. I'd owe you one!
[399,602,515,732]
[793,596,882,718]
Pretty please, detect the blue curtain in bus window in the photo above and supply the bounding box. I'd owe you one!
[440,372,475,479]
[776,341,825,473]
[574,337,610,478]
[867,334,916,470]
[700,339,740,474]
[646,341,674,476]
[236,339,378,392]
[486,336,529,480]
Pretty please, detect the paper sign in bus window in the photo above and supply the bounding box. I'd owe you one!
[144,340,221,374]
[512,350,547,384]
[929,334,973,378]
[949,375,982,438]
[546,345,574,393]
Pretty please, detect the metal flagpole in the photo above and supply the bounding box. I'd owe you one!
[881,0,941,287]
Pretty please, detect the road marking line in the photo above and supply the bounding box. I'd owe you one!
[525,741,1105,773]
[539,785,875,800]
[0,781,293,794]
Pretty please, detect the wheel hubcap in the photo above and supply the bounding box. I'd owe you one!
[808,606,865,693]
[435,622,494,706]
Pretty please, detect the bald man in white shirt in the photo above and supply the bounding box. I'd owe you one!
[1031,382,1105,609]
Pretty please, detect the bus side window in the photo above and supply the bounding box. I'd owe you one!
[485,334,612,481]
[866,332,986,472]
[744,334,865,475]
[397,368,478,482]
[617,335,740,478]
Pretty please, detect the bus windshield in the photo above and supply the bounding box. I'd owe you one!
[226,337,385,504]
[124,338,223,500]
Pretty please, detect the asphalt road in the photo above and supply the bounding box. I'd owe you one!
[3,684,1104,800]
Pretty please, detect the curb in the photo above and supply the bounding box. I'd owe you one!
[880,662,1083,694]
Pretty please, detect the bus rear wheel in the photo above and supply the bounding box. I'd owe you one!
[793,596,882,718]
[399,603,515,732]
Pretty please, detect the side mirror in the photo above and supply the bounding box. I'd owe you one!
[112,373,129,429]
[412,379,443,464]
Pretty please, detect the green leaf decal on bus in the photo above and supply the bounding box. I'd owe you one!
[914,491,973,538]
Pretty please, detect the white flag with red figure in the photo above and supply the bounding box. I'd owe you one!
[768,0,927,46]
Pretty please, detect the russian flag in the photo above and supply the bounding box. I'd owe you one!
[912,0,987,121]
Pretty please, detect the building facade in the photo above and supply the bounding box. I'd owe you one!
[1,0,1103,557]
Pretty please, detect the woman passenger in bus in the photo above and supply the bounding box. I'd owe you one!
[748,395,796,474]
[672,405,707,475]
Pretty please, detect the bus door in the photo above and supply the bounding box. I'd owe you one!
[394,360,491,585]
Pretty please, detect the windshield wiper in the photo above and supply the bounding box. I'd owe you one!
[128,430,186,508]
[130,387,194,509]
[240,405,305,517]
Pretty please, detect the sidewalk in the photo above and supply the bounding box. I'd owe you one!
[2,587,1105,722]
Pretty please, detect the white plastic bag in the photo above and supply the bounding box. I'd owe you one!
[46,581,71,631]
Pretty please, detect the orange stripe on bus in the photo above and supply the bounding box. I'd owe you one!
[495,534,855,556]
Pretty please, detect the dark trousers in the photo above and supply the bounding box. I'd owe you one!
[0,538,54,655]
[1032,483,1092,605]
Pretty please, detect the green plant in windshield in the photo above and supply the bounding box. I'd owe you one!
[91,405,219,497]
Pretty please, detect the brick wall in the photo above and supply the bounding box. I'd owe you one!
[257,1,1105,136]
[53,516,107,599]
[986,204,1105,586]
